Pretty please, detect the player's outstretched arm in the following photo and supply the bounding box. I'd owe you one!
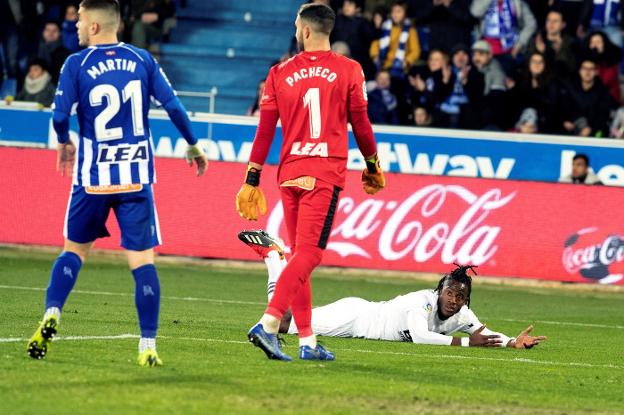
[451,325,504,347]
[507,325,547,349]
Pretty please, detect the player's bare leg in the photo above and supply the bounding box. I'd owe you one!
[27,239,92,359]
[127,248,162,367]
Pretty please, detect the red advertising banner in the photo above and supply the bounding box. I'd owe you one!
[1,147,623,285]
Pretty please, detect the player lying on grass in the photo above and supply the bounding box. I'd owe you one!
[239,230,547,349]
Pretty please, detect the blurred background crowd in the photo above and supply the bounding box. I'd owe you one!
[0,0,178,106]
[3,0,624,139]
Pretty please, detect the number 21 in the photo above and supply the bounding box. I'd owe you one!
[89,80,144,141]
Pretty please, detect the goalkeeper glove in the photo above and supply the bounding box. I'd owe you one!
[185,143,208,176]
[236,165,267,221]
[361,153,385,195]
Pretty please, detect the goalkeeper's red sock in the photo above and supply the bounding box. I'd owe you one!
[265,245,322,328]
[290,276,313,338]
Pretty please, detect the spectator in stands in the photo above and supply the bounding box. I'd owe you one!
[514,107,539,133]
[583,31,622,102]
[367,69,400,125]
[331,41,351,56]
[471,40,508,130]
[470,0,537,75]
[556,0,592,38]
[508,52,558,132]
[406,49,454,126]
[562,58,616,137]
[587,0,624,47]
[413,105,433,126]
[61,4,81,53]
[331,0,376,79]
[525,0,552,29]
[37,22,70,84]
[0,0,42,81]
[247,79,265,117]
[15,59,55,107]
[560,153,602,184]
[610,107,624,138]
[0,55,4,93]
[410,0,475,54]
[370,1,421,78]
[129,0,176,50]
[439,44,485,129]
[371,5,389,38]
[526,9,577,79]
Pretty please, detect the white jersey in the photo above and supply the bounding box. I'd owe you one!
[289,289,512,346]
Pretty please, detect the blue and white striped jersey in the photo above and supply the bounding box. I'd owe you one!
[53,42,175,186]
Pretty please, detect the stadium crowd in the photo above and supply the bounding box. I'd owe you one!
[0,0,177,106]
[251,0,624,139]
[3,0,624,140]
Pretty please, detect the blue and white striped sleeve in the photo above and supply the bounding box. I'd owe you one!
[52,55,79,144]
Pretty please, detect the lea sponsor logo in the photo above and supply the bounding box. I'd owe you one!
[267,184,515,266]
[97,143,148,164]
[290,141,328,157]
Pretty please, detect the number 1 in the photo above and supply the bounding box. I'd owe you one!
[303,88,321,139]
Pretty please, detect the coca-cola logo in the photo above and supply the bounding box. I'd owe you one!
[266,184,515,266]
[562,227,624,284]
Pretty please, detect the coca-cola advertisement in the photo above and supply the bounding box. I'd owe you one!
[2,147,623,285]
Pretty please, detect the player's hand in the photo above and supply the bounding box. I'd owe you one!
[185,144,208,176]
[469,325,503,347]
[511,325,547,349]
[56,140,76,177]
[236,184,267,220]
[362,154,385,195]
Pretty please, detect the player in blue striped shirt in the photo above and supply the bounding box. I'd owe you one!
[27,0,207,367]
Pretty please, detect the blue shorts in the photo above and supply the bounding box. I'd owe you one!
[63,184,161,251]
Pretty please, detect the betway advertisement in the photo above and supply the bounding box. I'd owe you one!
[2,147,623,285]
[2,105,624,185]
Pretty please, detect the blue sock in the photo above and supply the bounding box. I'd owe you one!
[45,251,82,310]
[132,264,160,338]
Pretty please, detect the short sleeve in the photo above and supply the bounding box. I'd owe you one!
[348,61,368,112]
[53,55,79,115]
[149,55,177,106]
[459,308,482,335]
[259,67,278,111]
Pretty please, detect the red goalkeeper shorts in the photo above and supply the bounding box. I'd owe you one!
[279,176,341,252]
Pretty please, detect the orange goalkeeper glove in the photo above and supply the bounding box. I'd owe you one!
[236,165,267,221]
[362,154,385,195]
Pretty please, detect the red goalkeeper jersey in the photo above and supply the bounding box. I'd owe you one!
[259,50,369,189]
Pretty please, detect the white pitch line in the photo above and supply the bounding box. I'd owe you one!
[0,334,139,343]
[0,334,619,370]
[2,284,623,330]
[0,285,265,306]
[488,318,624,330]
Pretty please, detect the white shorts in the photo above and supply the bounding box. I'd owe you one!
[288,297,373,338]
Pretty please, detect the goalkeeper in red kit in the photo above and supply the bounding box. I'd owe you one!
[235,3,385,361]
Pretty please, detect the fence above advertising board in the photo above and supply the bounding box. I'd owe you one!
[2,146,623,285]
[2,103,624,185]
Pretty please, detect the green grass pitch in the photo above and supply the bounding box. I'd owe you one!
[1,247,622,415]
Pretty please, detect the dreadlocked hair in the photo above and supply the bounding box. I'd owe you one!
[434,263,477,307]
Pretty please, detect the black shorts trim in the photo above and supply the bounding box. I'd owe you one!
[318,185,341,249]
